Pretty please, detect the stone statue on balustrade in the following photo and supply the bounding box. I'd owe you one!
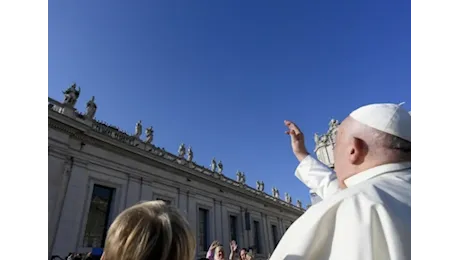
[328,119,339,132]
[327,119,340,140]
[217,160,223,174]
[314,133,320,145]
[236,170,246,184]
[285,192,292,204]
[210,158,217,172]
[134,120,142,138]
[256,180,265,192]
[272,187,280,198]
[186,146,193,162]
[62,83,81,107]
[178,143,186,158]
[296,199,302,208]
[314,133,328,147]
[319,134,328,145]
[85,96,97,120]
[145,126,154,144]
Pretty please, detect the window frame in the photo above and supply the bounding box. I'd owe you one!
[197,207,210,252]
[82,184,115,248]
[78,176,123,253]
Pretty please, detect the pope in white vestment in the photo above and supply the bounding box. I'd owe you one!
[270,103,411,260]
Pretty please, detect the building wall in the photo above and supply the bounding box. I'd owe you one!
[48,108,304,259]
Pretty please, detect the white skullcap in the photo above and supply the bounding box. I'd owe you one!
[349,103,411,142]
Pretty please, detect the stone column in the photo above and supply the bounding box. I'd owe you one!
[125,175,141,208]
[261,213,270,255]
[51,161,89,257]
[48,155,72,258]
[140,178,152,201]
[278,217,284,238]
[247,212,253,249]
[214,199,223,243]
[178,189,188,217]
[240,207,247,247]
[188,192,197,236]
[221,202,229,245]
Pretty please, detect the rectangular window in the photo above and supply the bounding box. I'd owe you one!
[253,220,262,254]
[83,184,115,248]
[229,215,238,241]
[198,208,209,252]
[271,224,278,247]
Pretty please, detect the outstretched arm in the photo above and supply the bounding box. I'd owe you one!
[295,155,339,200]
[284,120,340,200]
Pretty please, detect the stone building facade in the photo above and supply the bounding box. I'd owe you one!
[48,84,305,259]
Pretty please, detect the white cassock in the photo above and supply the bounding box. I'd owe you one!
[270,156,411,260]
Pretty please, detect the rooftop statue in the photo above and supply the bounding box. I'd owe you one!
[62,83,81,107]
[85,96,97,120]
[134,120,142,138]
[186,146,193,162]
[145,126,154,144]
[178,143,186,158]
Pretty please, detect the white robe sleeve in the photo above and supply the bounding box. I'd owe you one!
[294,155,340,199]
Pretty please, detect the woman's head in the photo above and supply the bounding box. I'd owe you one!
[239,248,248,259]
[102,200,195,260]
[214,246,224,260]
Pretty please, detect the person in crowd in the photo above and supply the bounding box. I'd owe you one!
[206,240,238,260]
[270,103,411,260]
[66,253,74,260]
[214,245,225,260]
[101,200,195,260]
[228,240,238,260]
[206,240,221,260]
[74,254,83,260]
[239,247,248,260]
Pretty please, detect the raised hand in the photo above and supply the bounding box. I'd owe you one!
[230,240,238,252]
[284,120,309,162]
[209,240,220,251]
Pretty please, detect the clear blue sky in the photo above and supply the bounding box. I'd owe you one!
[49,0,411,205]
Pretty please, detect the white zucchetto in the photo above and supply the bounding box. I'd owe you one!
[349,103,411,142]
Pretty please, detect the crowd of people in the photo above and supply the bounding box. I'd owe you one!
[51,103,411,260]
[51,252,96,260]
[202,240,270,260]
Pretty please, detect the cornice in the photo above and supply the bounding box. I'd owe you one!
[48,101,305,215]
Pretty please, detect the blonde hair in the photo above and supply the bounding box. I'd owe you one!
[214,246,224,260]
[103,200,195,260]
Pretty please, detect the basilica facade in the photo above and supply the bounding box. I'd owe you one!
[48,84,305,259]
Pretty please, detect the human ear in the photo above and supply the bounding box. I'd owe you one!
[348,138,367,164]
